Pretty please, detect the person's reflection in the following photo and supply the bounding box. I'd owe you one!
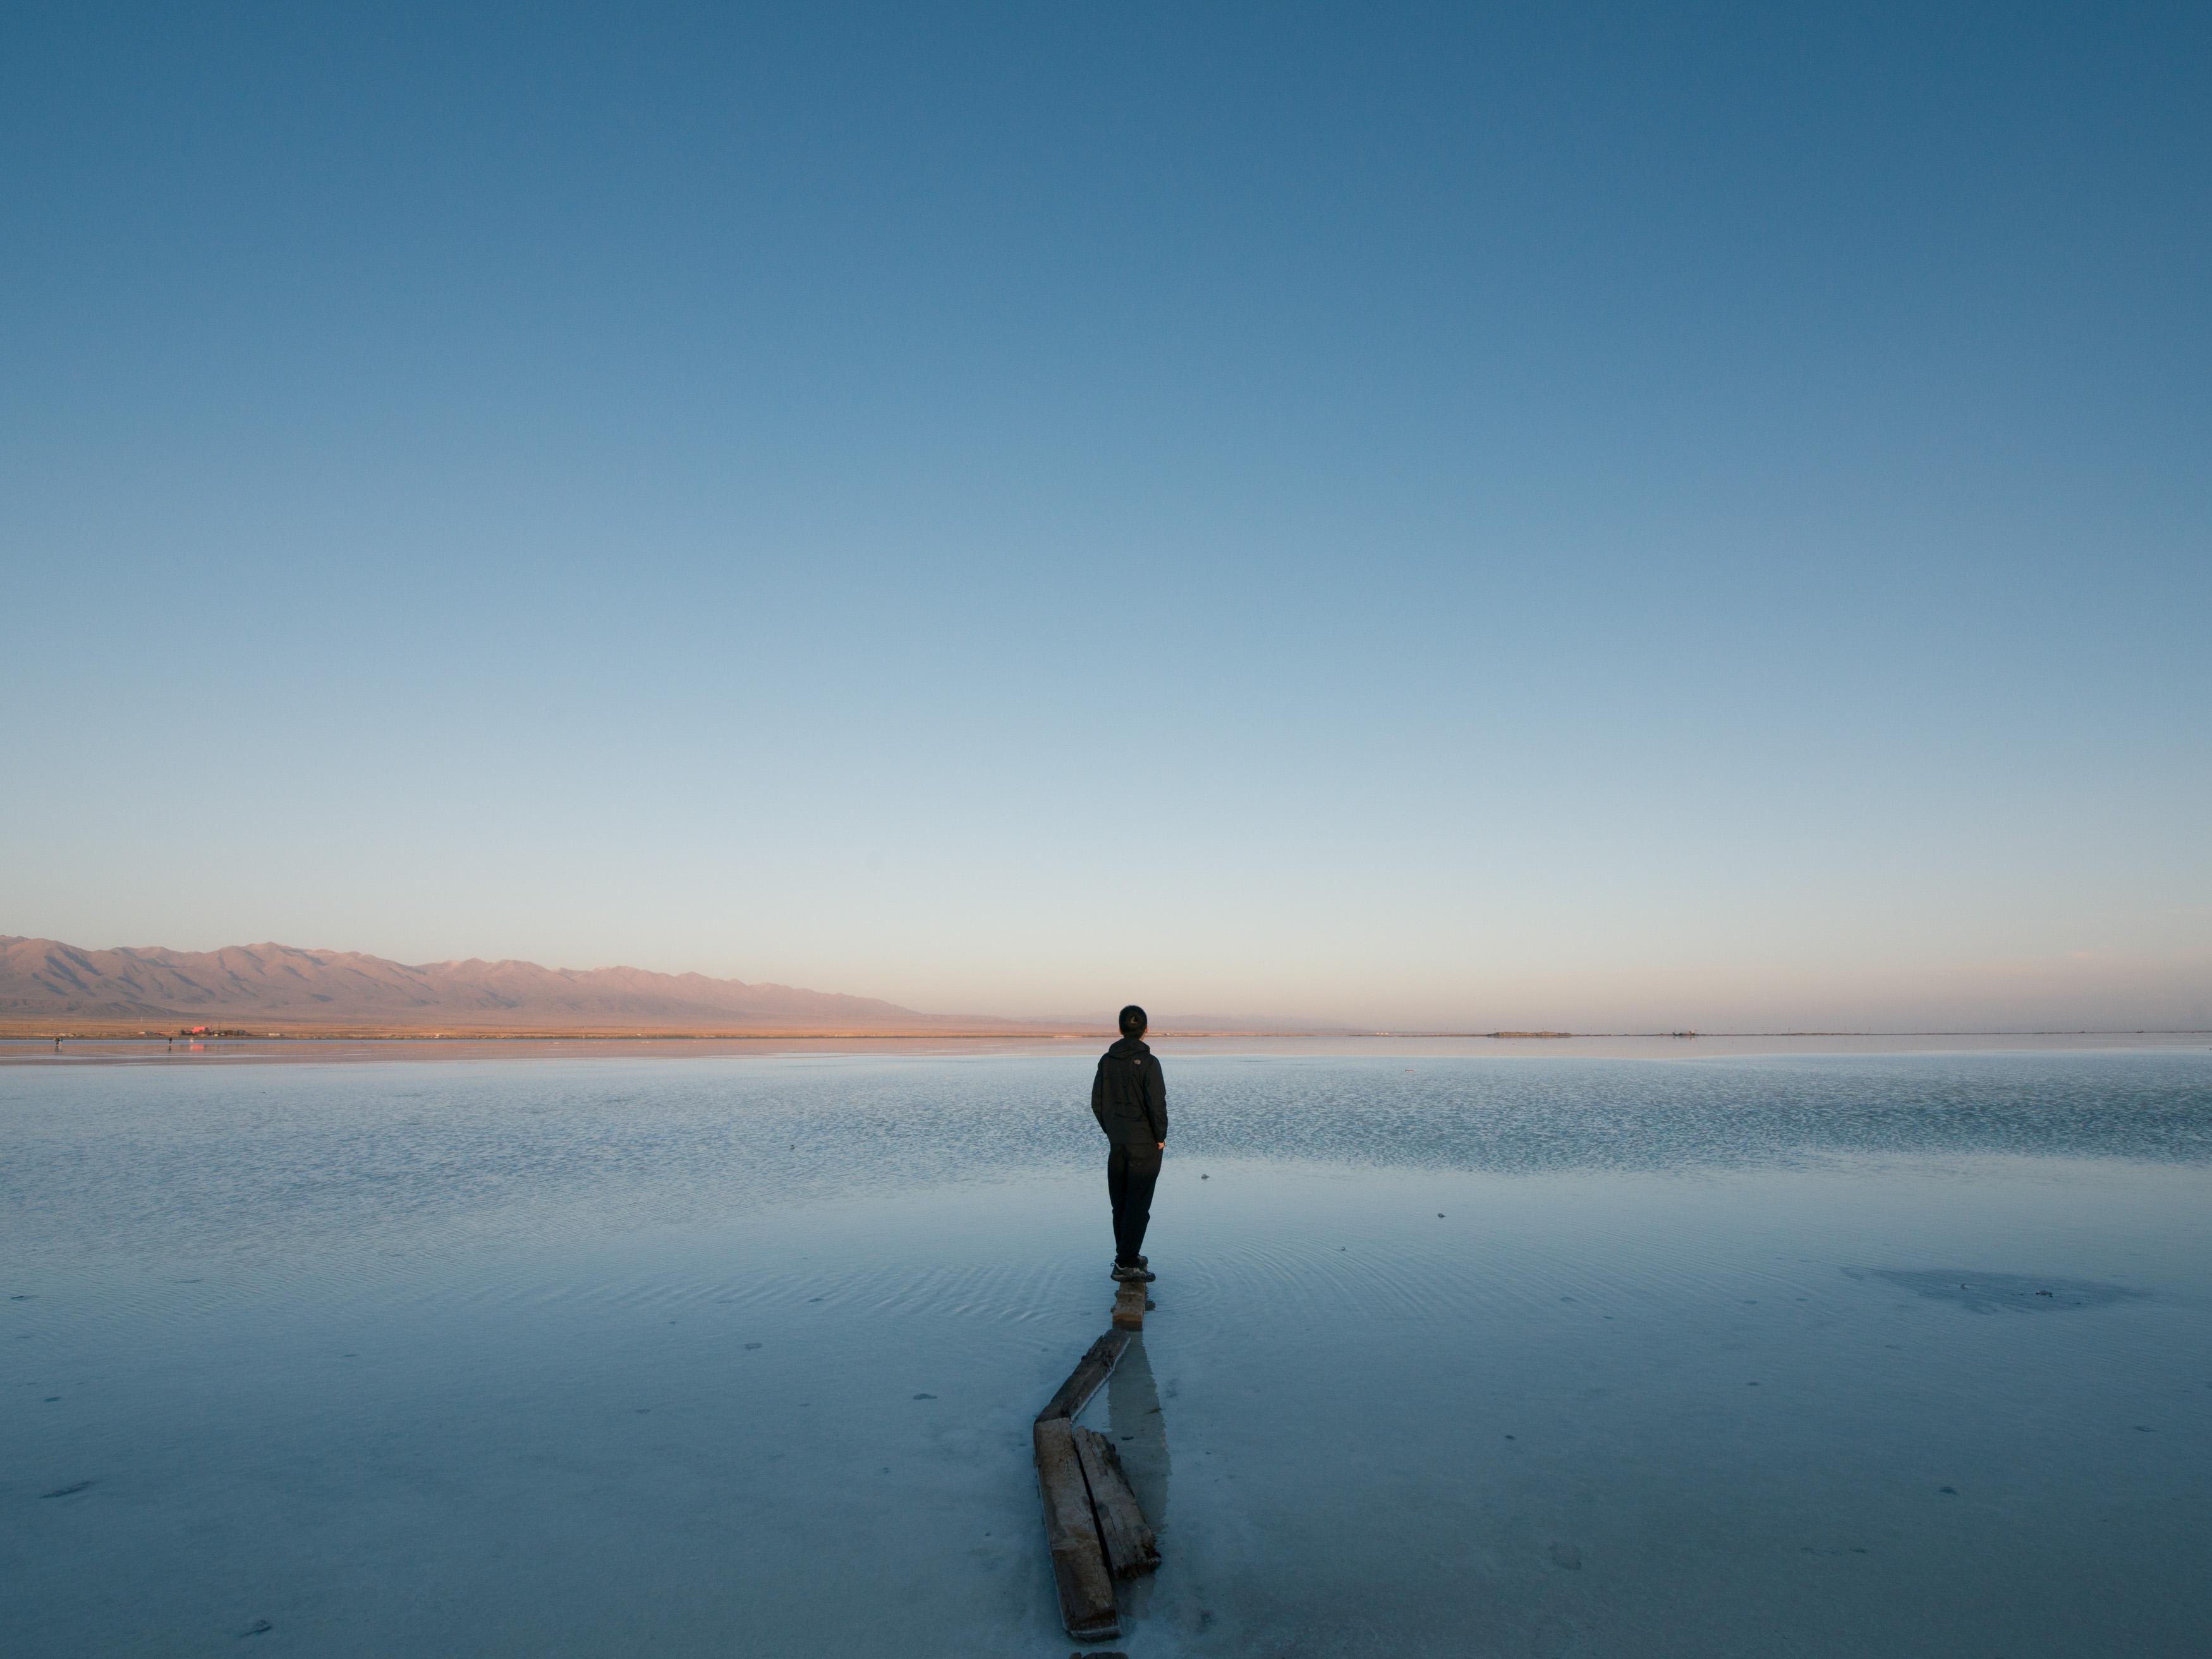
[1105,1332,1170,1531]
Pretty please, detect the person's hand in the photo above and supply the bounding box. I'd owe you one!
[1157,1141,1165,1152]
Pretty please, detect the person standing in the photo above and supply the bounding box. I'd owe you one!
[1092,1004,1167,1283]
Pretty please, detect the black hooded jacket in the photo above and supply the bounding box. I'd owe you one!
[1091,1035,1169,1146]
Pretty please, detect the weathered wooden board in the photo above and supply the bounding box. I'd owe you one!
[1073,1426,1161,1579]
[1033,1417,1119,1641]
[1035,1330,1129,1423]
[1112,1282,1147,1330]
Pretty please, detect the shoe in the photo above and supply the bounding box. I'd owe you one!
[1110,1261,1139,1282]
[1113,1262,1157,1284]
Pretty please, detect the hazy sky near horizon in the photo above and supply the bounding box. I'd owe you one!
[4,3,2208,1030]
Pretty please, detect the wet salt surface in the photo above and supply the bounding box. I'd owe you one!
[3,1049,2210,1656]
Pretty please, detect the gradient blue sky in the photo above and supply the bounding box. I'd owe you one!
[5,3,2208,1028]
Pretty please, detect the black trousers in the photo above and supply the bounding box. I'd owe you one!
[1107,1140,1162,1265]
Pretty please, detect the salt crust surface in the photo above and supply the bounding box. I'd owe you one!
[4,1048,2209,1656]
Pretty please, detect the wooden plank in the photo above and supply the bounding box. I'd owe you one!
[1072,1426,1160,1579]
[1035,1330,1129,1423]
[1112,1282,1147,1330]
[1033,1417,1119,1641]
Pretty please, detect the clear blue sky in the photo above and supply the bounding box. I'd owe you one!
[4,3,2207,1029]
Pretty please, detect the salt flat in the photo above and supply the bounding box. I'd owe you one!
[4,1047,2208,1656]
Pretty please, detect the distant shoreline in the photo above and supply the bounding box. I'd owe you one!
[11,1030,2209,1070]
[5,1025,2206,1043]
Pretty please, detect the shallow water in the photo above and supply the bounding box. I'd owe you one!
[4,1049,2209,1656]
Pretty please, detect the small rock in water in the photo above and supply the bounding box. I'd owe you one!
[1549,1542,1583,1571]
[236,1620,273,1639]
[744,1342,763,1350]
[40,1481,92,1499]
[912,1392,937,1400]
[1940,1486,1958,1495]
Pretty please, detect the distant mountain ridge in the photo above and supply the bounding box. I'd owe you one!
[0,935,1009,1033]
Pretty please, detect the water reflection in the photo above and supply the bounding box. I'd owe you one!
[1105,1332,1171,1533]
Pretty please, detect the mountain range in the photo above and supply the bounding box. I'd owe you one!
[0,935,1028,1035]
